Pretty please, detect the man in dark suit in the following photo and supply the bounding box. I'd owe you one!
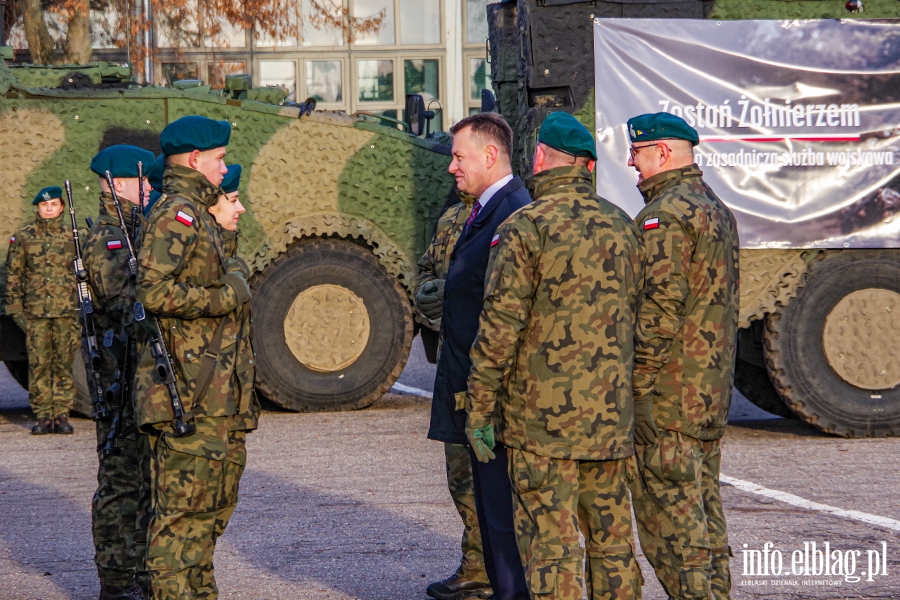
[426,112,531,600]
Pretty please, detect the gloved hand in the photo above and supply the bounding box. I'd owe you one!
[415,279,445,321]
[219,272,252,306]
[466,423,496,463]
[633,397,659,446]
[225,256,251,279]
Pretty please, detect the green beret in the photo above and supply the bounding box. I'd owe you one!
[221,164,242,194]
[148,154,165,193]
[90,145,156,179]
[33,186,62,205]
[627,112,699,146]
[537,112,597,161]
[160,116,232,156]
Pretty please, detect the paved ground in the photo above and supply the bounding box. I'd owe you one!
[1,337,898,599]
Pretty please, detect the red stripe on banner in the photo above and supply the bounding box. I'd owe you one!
[702,136,861,143]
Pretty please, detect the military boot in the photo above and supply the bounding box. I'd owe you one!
[53,415,74,434]
[31,418,52,435]
[426,571,492,600]
[99,582,145,600]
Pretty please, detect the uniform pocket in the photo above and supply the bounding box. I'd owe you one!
[508,448,552,495]
[156,432,226,514]
[642,431,697,485]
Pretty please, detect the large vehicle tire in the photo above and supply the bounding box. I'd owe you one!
[764,250,900,437]
[734,324,796,419]
[251,238,414,412]
[3,359,92,417]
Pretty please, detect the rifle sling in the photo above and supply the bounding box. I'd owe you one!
[191,316,229,410]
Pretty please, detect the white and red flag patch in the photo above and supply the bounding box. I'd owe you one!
[9,236,14,244]
[490,234,500,247]
[643,217,660,230]
[175,210,194,227]
[106,240,123,250]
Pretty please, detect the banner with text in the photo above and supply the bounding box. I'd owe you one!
[593,18,900,248]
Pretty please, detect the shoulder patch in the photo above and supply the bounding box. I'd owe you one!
[175,210,195,227]
[643,217,660,230]
[9,236,14,244]
[106,239,123,250]
[490,234,500,247]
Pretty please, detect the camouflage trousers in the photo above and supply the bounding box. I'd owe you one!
[508,448,643,599]
[25,317,79,419]
[630,430,731,600]
[92,410,153,589]
[444,442,488,581]
[147,417,248,600]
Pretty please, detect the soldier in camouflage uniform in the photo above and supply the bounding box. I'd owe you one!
[134,116,258,600]
[415,188,491,600]
[83,145,157,600]
[466,112,644,600]
[5,186,80,434]
[625,112,740,600]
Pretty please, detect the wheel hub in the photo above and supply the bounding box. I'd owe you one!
[283,284,371,372]
[822,288,900,390]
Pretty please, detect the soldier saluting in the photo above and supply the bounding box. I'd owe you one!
[134,116,257,599]
[83,144,156,600]
[5,186,80,435]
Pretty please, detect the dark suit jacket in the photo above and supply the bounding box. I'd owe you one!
[427,176,531,445]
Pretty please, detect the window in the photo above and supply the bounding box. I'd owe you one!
[357,59,394,102]
[259,60,297,101]
[303,0,344,47]
[256,9,299,47]
[353,0,394,46]
[469,57,490,101]
[162,62,200,86]
[399,0,440,45]
[306,60,343,103]
[209,61,248,89]
[466,0,490,45]
[404,59,439,104]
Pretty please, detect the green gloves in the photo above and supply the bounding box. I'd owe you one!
[415,279,445,321]
[219,272,252,306]
[633,397,659,446]
[466,423,496,463]
[225,256,251,279]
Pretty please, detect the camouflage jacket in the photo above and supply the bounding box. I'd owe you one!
[83,193,143,391]
[633,165,740,441]
[415,195,473,329]
[5,213,78,319]
[134,165,258,430]
[466,166,643,461]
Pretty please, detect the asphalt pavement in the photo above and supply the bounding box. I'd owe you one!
[0,337,897,599]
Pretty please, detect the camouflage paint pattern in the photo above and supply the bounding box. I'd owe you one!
[417,198,486,582]
[632,165,740,441]
[147,417,247,600]
[630,431,730,600]
[6,212,80,417]
[83,192,152,589]
[24,317,79,418]
[508,448,642,599]
[466,166,643,461]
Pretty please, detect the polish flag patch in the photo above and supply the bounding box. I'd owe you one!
[175,210,194,227]
[643,217,660,230]
[490,234,500,247]
[9,236,14,244]
[106,240,123,250]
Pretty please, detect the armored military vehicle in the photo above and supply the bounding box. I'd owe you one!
[0,52,453,414]
[489,0,900,438]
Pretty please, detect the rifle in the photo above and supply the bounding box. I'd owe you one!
[65,180,110,421]
[133,162,143,241]
[100,329,128,456]
[103,171,138,281]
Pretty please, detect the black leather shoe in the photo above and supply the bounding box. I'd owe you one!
[53,415,74,434]
[31,418,52,435]
[99,583,145,600]
[426,573,492,600]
